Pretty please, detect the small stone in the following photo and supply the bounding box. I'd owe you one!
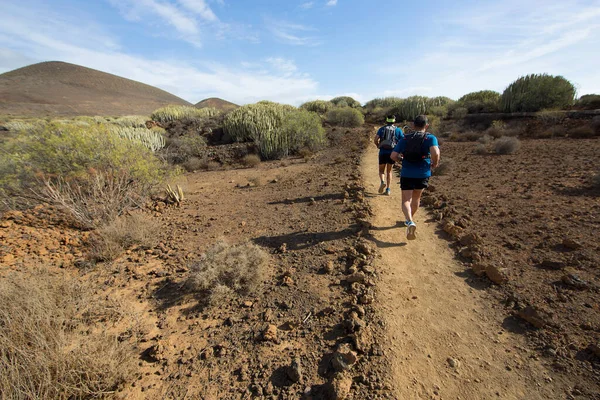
[331,343,358,372]
[263,324,278,342]
[562,238,582,250]
[517,306,547,329]
[281,276,294,286]
[286,358,302,383]
[346,272,366,283]
[485,265,509,285]
[243,301,254,308]
[325,373,352,400]
[324,261,335,274]
[447,357,460,368]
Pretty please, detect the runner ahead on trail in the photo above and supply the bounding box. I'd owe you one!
[391,115,440,240]
[373,115,404,196]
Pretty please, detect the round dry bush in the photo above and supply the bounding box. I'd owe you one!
[477,134,493,145]
[243,154,261,167]
[432,157,455,176]
[186,241,269,303]
[326,107,364,127]
[494,136,521,154]
[474,144,488,154]
[184,156,204,171]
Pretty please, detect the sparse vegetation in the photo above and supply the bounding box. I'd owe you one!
[501,73,576,113]
[186,241,269,304]
[474,143,488,154]
[0,270,136,398]
[111,115,149,128]
[432,157,455,176]
[537,109,565,124]
[108,125,166,152]
[326,107,364,127]
[494,136,521,154]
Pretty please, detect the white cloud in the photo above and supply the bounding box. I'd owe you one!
[265,18,321,46]
[375,0,600,99]
[177,0,218,22]
[300,2,314,9]
[0,2,318,105]
[326,0,337,6]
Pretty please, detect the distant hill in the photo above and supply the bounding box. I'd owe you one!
[0,61,191,117]
[195,97,238,112]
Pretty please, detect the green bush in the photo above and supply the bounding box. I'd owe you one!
[110,115,149,128]
[451,107,468,119]
[326,107,365,127]
[577,94,600,110]
[0,123,165,226]
[300,100,334,115]
[331,96,361,108]
[501,74,576,113]
[223,103,324,159]
[151,105,219,123]
[456,90,501,113]
[364,97,403,111]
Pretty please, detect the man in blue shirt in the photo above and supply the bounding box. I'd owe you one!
[373,115,404,196]
[391,115,440,240]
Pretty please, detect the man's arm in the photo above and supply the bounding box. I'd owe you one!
[391,151,401,162]
[430,146,440,168]
[373,133,381,147]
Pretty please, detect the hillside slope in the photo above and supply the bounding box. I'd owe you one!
[195,97,238,112]
[0,61,191,116]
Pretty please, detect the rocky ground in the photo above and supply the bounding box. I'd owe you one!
[424,137,600,397]
[0,125,392,399]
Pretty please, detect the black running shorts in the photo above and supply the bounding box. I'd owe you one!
[378,153,394,165]
[400,177,429,190]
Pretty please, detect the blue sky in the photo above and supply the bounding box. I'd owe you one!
[1,0,599,105]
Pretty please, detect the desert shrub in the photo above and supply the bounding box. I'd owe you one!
[202,160,221,170]
[474,144,488,154]
[298,147,314,159]
[110,115,148,128]
[501,73,576,112]
[107,125,166,152]
[330,96,361,108]
[456,90,501,113]
[577,94,600,110]
[478,134,493,144]
[300,100,334,115]
[151,105,219,124]
[326,107,364,127]
[3,119,47,132]
[535,126,564,139]
[429,106,448,118]
[186,241,268,304]
[432,157,455,176]
[223,102,296,143]
[242,154,261,167]
[88,213,159,262]
[0,270,136,398]
[183,156,204,172]
[280,109,326,154]
[0,123,165,227]
[389,96,427,121]
[451,107,468,119]
[494,136,521,154]
[568,126,595,139]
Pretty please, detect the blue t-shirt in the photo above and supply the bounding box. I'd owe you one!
[377,125,404,155]
[393,132,439,178]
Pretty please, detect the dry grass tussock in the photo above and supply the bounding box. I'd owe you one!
[186,241,269,305]
[0,270,136,399]
[242,154,261,167]
[432,157,455,176]
[88,212,159,262]
[494,136,521,154]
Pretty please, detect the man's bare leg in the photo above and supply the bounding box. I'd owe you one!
[385,164,393,189]
[378,164,386,193]
[401,190,413,222]
[410,189,424,217]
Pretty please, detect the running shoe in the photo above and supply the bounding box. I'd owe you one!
[378,181,386,194]
[385,188,391,196]
[407,221,417,240]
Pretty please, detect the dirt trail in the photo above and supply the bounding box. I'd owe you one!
[361,144,569,400]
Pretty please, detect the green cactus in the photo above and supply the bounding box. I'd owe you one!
[151,105,220,123]
[501,74,576,113]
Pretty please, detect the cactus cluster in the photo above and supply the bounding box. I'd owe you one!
[223,102,324,159]
[330,96,361,108]
[501,74,576,113]
[108,125,166,152]
[455,90,501,113]
[151,105,220,123]
[111,115,149,128]
[166,184,184,205]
